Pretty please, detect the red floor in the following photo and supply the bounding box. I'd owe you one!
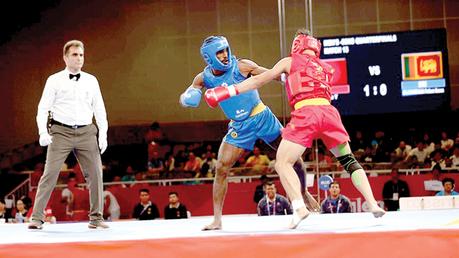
[3,229,459,258]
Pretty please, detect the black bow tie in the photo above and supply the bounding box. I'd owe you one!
[69,73,81,81]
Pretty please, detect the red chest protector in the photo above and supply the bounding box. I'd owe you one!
[286,53,334,107]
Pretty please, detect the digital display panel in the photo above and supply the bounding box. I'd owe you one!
[319,29,450,115]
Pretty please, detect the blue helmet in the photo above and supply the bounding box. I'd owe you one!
[200,36,232,71]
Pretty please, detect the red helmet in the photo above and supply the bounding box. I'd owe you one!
[291,34,321,57]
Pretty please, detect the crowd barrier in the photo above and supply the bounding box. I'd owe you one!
[27,172,459,221]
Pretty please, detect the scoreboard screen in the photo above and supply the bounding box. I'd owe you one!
[319,28,450,115]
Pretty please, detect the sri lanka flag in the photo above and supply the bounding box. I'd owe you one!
[401,51,443,80]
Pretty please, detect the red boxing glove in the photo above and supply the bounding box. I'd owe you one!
[204,85,238,108]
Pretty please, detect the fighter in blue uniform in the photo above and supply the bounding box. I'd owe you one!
[180,36,318,230]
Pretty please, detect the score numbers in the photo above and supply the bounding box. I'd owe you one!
[363,65,388,97]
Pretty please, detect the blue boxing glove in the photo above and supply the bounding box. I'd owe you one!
[179,86,202,107]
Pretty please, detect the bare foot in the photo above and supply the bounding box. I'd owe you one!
[289,207,310,229]
[202,221,222,231]
[369,204,386,218]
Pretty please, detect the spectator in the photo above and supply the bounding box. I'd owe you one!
[371,130,390,162]
[130,171,150,189]
[110,175,127,189]
[61,174,77,218]
[431,164,443,181]
[164,192,188,219]
[422,132,436,155]
[430,150,446,169]
[132,189,159,220]
[440,131,454,152]
[320,181,351,214]
[44,205,57,224]
[393,141,412,163]
[246,146,270,174]
[317,149,334,172]
[145,121,167,163]
[448,145,459,167]
[257,181,293,216]
[0,198,12,222]
[200,151,217,178]
[163,152,176,178]
[103,188,121,221]
[436,178,459,196]
[382,168,410,211]
[121,165,136,182]
[147,151,164,179]
[14,199,29,223]
[253,175,269,205]
[183,152,202,177]
[351,130,368,155]
[406,141,429,166]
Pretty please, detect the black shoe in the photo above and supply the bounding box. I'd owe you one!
[28,220,44,230]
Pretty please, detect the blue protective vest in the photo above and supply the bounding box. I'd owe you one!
[202,56,261,121]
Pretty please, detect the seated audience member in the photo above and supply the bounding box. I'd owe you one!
[163,152,176,178]
[393,141,412,163]
[164,192,188,219]
[320,181,352,214]
[103,188,121,221]
[448,145,459,167]
[121,165,136,182]
[430,150,446,169]
[0,198,12,222]
[246,147,270,174]
[317,149,334,171]
[132,189,159,220]
[406,141,429,166]
[257,181,292,216]
[200,151,217,178]
[183,152,202,177]
[129,172,150,189]
[422,132,436,155]
[440,131,454,152]
[382,168,410,211]
[436,178,459,196]
[351,130,368,155]
[431,164,443,181]
[147,151,164,179]
[253,175,269,205]
[110,175,127,189]
[44,206,57,224]
[14,199,29,223]
[61,174,77,218]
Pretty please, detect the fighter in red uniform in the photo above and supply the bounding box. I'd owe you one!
[204,29,385,228]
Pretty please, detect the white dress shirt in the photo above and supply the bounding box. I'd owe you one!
[36,68,108,135]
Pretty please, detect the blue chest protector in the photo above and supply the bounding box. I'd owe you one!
[202,56,261,121]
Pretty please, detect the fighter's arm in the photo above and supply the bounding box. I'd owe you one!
[203,57,291,108]
[179,73,205,108]
[235,57,291,94]
[238,59,283,80]
[238,59,269,77]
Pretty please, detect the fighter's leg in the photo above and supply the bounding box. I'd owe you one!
[267,136,320,212]
[330,142,385,218]
[274,139,310,229]
[202,142,245,230]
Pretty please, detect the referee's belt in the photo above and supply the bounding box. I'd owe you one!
[294,98,330,110]
[51,119,88,129]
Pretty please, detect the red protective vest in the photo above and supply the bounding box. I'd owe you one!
[286,53,334,107]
